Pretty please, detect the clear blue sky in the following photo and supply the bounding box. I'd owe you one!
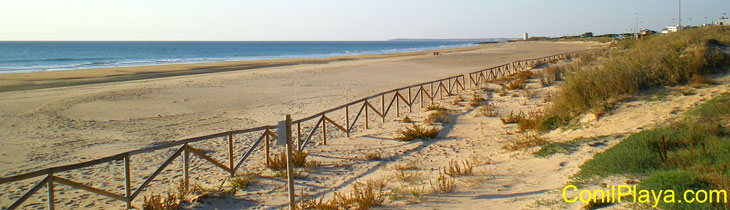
[1,0,728,41]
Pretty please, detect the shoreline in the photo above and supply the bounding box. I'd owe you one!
[0,41,601,209]
[0,44,485,92]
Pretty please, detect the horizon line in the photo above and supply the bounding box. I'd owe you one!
[0,38,519,42]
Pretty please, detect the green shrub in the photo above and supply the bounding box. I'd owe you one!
[638,170,713,210]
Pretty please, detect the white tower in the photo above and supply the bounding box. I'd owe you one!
[523,32,529,41]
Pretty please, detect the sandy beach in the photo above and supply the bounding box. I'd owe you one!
[0,41,603,209]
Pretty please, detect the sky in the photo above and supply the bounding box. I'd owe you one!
[0,0,728,41]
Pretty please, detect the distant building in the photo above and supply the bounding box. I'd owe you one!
[523,32,529,41]
[716,17,729,25]
[640,29,656,38]
[661,26,678,34]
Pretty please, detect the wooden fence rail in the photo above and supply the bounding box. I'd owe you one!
[0,50,585,209]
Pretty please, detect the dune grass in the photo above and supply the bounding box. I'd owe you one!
[572,93,730,209]
[395,123,440,141]
[539,26,730,130]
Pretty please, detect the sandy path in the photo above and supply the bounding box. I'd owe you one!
[0,41,600,209]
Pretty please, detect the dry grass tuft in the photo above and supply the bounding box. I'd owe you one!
[394,170,422,183]
[499,110,527,124]
[425,103,448,112]
[425,111,451,124]
[469,93,485,107]
[442,159,474,177]
[452,95,465,105]
[517,109,545,132]
[477,103,498,117]
[506,79,526,90]
[395,123,440,141]
[365,152,381,161]
[330,180,387,209]
[503,133,550,151]
[266,150,312,171]
[430,170,456,194]
[538,65,562,87]
[401,115,412,123]
[392,160,419,171]
[143,192,181,210]
[299,194,340,210]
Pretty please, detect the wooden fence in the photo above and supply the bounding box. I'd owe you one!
[0,50,584,210]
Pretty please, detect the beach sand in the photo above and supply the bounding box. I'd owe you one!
[0,41,604,209]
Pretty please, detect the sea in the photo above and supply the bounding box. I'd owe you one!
[0,41,480,74]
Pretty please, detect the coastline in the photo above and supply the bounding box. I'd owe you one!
[0,44,484,92]
[0,41,602,209]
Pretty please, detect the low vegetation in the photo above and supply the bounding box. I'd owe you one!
[388,186,425,202]
[392,160,419,171]
[469,93,485,107]
[143,192,180,210]
[503,132,550,151]
[537,65,562,87]
[266,150,316,171]
[425,103,448,112]
[505,78,526,90]
[394,170,421,183]
[365,152,381,161]
[477,103,498,117]
[499,110,527,124]
[534,136,609,158]
[442,159,474,177]
[230,174,258,191]
[572,93,730,209]
[425,110,450,124]
[395,123,440,141]
[430,170,456,194]
[452,95,465,105]
[540,26,729,130]
[401,115,412,123]
[300,180,386,210]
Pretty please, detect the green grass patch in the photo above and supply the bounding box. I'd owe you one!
[571,93,730,209]
[534,136,610,158]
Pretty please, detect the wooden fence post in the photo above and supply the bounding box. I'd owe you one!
[183,144,190,193]
[265,132,270,165]
[365,100,369,129]
[47,173,54,210]
[228,133,234,176]
[124,154,132,209]
[322,115,327,145]
[284,115,296,210]
[408,87,412,112]
[396,91,400,117]
[345,106,350,137]
[381,94,385,123]
[420,86,424,108]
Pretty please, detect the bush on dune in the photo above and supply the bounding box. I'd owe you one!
[542,26,730,129]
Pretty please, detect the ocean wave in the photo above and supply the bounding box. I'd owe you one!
[0,57,113,64]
